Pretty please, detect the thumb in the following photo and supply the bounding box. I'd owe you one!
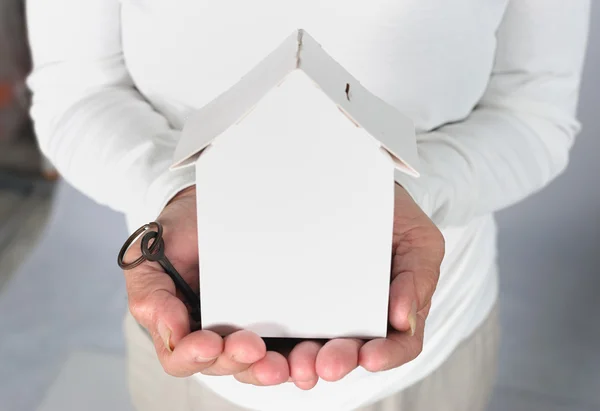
[388,228,444,334]
[125,260,191,353]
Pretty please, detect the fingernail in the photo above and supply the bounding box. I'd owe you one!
[408,301,417,337]
[157,321,173,353]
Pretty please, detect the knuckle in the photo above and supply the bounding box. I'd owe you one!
[161,361,181,377]
[160,361,176,376]
[159,355,189,378]
[128,298,154,325]
[418,279,437,309]
[423,274,439,296]
[435,230,445,249]
[407,336,425,363]
[200,366,225,377]
[128,289,169,326]
[429,229,446,257]
[233,373,253,385]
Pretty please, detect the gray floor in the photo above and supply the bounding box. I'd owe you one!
[0,172,54,291]
[0,182,130,411]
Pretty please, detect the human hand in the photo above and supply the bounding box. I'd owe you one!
[358,183,445,371]
[123,183,444,389]
[248,183,445,390]
[123,186,289,385]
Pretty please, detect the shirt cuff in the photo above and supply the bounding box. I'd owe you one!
[128,164,196,230]
[394,168,435,220]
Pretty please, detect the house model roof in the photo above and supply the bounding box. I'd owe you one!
[172,28,419,177]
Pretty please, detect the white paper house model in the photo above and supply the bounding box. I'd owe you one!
[172,29,419,339]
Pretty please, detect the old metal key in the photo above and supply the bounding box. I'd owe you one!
[118,222,201,323]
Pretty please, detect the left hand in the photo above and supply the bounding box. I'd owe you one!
[235,183,445,389]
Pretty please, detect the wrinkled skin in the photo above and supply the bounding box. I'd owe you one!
[123,184,444,389]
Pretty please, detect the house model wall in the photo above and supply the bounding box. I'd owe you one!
[172,29,419,339]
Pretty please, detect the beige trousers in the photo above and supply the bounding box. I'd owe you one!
[125,306,499,411]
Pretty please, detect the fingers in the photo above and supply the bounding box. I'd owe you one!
[157,328,270,380]
[155,329,223,377]
[359,307,427,372]
[124,224,192,348]
[389,226,444,332]
[288,341,322,390]
[127,272,225,379]
[388,270,418,333]
[233,338,363,388]
[202,331,267,376]
[392,227,444,305]
[128,275,221,378]
[234,351,290,386]
[128,266,267,379]
[128,281,191,352]
[316,339,363,382]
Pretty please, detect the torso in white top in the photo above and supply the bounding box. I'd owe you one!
[26,0,588,410]
[120,1,501,409]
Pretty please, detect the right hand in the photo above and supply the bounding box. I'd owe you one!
[123,186,290,384]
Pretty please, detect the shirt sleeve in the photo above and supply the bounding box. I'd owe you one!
[395,0,591,228]
[26,0,195,229]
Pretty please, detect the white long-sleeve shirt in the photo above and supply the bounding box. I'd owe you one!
[26,1,590,410]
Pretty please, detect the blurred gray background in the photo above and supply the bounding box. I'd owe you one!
[489,4,600,409]
[0,4,598,411]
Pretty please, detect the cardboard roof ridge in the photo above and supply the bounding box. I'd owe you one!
[172,28,419,177]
